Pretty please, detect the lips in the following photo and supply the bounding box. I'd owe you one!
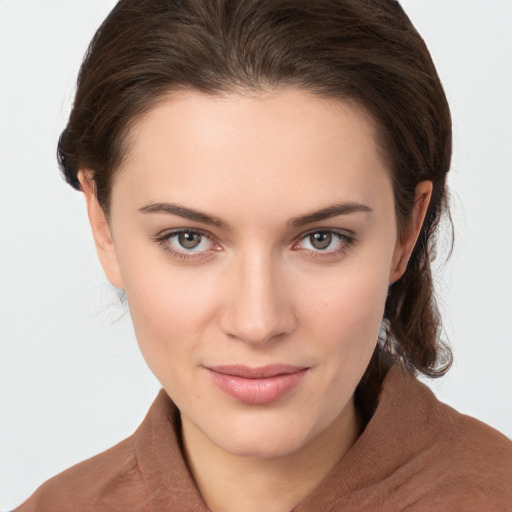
[205,364,309,405]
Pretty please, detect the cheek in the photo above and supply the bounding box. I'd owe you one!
[299,262,390,359]
[300,269,389,414]
[118,251,221,374]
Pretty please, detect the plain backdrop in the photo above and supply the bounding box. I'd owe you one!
[1,0,511,509]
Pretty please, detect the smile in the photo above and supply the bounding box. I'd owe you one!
[205,365,309,405]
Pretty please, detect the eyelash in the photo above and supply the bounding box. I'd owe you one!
[293,229,355,259]
[153,228,356,262]
[154,228,219,262]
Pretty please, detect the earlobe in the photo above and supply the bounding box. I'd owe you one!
[389,181,433,284]
[78,170,124,290]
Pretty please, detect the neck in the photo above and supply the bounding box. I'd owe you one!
[181,398,360,512]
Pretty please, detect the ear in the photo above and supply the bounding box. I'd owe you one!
[389,180,433,284]
[78,170,124,290]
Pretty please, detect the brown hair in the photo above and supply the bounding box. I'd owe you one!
[58,0,452,388]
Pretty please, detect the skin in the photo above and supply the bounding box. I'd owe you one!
[79,88,432,512]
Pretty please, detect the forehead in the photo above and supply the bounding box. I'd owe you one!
[113,88,393,221]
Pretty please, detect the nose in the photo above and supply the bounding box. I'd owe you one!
[220,252,298,345]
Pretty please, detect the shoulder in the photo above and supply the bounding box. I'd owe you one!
[277,364,512,512]
[428,395,512,508]
[14,390,207,512]
[14,434,150,512]
[383,365,512,509]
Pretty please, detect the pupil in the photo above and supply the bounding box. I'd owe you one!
[178,232,201,249]
[310,232,332,250]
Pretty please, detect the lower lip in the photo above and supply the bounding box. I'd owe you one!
[207,368,308,405]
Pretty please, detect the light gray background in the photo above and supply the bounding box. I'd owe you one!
[1,1,511,509]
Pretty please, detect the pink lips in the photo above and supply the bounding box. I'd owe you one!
[206,364,309,405]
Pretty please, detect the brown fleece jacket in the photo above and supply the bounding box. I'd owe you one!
[14,364,512,512]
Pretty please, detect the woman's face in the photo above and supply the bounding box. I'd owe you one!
[85,88,422,458]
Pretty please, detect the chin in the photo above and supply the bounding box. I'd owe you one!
[201,407,321,459]
[216,430,308,459]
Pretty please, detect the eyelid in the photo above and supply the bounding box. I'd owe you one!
[153,228,221,260]
[153,226,356,262]
[154,226,216,240]
[294,227,355,243]
[292,228,356,256]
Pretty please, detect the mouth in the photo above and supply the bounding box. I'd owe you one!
[205,364,309,405]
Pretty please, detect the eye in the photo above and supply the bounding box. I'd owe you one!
[171,231,210,251]
[155,229,220,259]
[305,232,335,250]
[293,229,354,256]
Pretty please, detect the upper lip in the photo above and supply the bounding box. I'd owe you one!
[206,364,308,379]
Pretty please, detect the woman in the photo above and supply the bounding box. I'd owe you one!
[12,0,512,510]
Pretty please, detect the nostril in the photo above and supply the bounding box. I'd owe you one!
[223,305,298,345]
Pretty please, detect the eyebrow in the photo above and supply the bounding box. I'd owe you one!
[138,202,232,230]
[138,201,372,230]
[289,202,373,227]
